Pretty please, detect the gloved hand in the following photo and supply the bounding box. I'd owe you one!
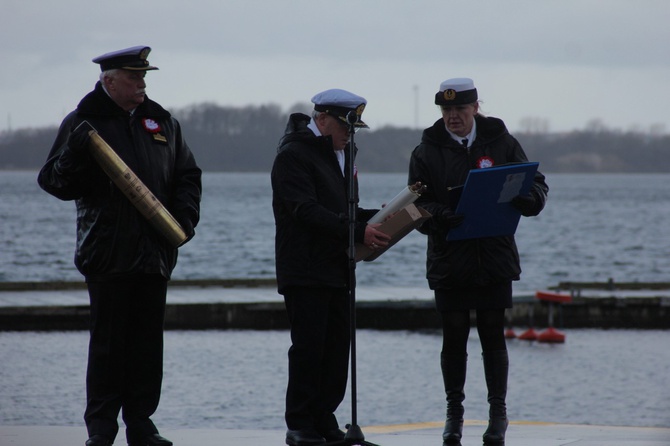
[436,208,464,230]
[511,194,539,217]
[67,126,91,154]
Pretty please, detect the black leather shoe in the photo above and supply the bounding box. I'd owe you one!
[86,435,113,446]
[128,433,173,446]
[319,428,345,442]
[285,428,326,445]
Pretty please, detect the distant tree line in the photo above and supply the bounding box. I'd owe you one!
[1,103,668,173]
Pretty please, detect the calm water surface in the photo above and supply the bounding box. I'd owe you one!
[2,171,670,294]
[1,329,668,429]
[1,171,669,430]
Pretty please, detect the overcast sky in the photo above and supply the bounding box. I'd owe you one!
[2,0,669,134]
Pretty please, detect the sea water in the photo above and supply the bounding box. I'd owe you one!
[1,171,669,429]
[2,171,670,292]
[1,329,668,429]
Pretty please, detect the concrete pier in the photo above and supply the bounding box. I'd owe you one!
[1,421,669,446]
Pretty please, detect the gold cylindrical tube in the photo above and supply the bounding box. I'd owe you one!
[79,121,188,247]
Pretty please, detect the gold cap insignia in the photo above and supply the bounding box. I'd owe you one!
[444,89,457,101]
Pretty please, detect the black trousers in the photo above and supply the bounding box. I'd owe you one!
[439,308,508,355]
[283,286,350,431]
[84,275,167,441]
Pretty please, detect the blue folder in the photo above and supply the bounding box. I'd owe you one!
[447,162,539,241]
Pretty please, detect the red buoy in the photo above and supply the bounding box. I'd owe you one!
[504,328,517,339]
[537,326,566,343]
[518,328,538,341]
[534,290,571,343]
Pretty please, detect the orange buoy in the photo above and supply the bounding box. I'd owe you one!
[518,328,538,341]
[537,326,566,343]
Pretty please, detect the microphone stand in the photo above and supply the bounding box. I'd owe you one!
[329,110,380,446]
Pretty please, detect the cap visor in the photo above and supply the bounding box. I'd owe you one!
[121,65,159,71]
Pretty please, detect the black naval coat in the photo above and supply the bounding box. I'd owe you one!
[408,114,548,291]
[271,113,377,294]
[38,82,202,281]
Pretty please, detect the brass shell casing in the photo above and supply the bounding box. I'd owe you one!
[84,123,187,247]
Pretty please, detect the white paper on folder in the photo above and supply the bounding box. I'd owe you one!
[367,185,422,224]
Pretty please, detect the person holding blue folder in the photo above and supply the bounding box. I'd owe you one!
[408,78,548,445]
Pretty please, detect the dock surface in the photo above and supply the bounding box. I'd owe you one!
[2,421,669,445]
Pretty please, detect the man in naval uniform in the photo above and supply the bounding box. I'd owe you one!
[38,46,202,446]
[271,89,390,446]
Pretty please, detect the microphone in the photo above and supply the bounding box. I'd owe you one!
[346,110,359,125]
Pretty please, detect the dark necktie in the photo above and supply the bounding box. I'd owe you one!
[461,138,468,148]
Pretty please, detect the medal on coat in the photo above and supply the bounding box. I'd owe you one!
[476,156,494,169]
[142,118,161,133]
[142,118,167,142]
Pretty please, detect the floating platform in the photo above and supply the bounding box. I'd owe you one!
[1,280,670,331]
[1,421,669,446]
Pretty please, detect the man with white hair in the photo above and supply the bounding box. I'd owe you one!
[38,46,202,446]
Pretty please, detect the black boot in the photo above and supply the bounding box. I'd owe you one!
[440,353,467,445]
[482,350,509,445]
